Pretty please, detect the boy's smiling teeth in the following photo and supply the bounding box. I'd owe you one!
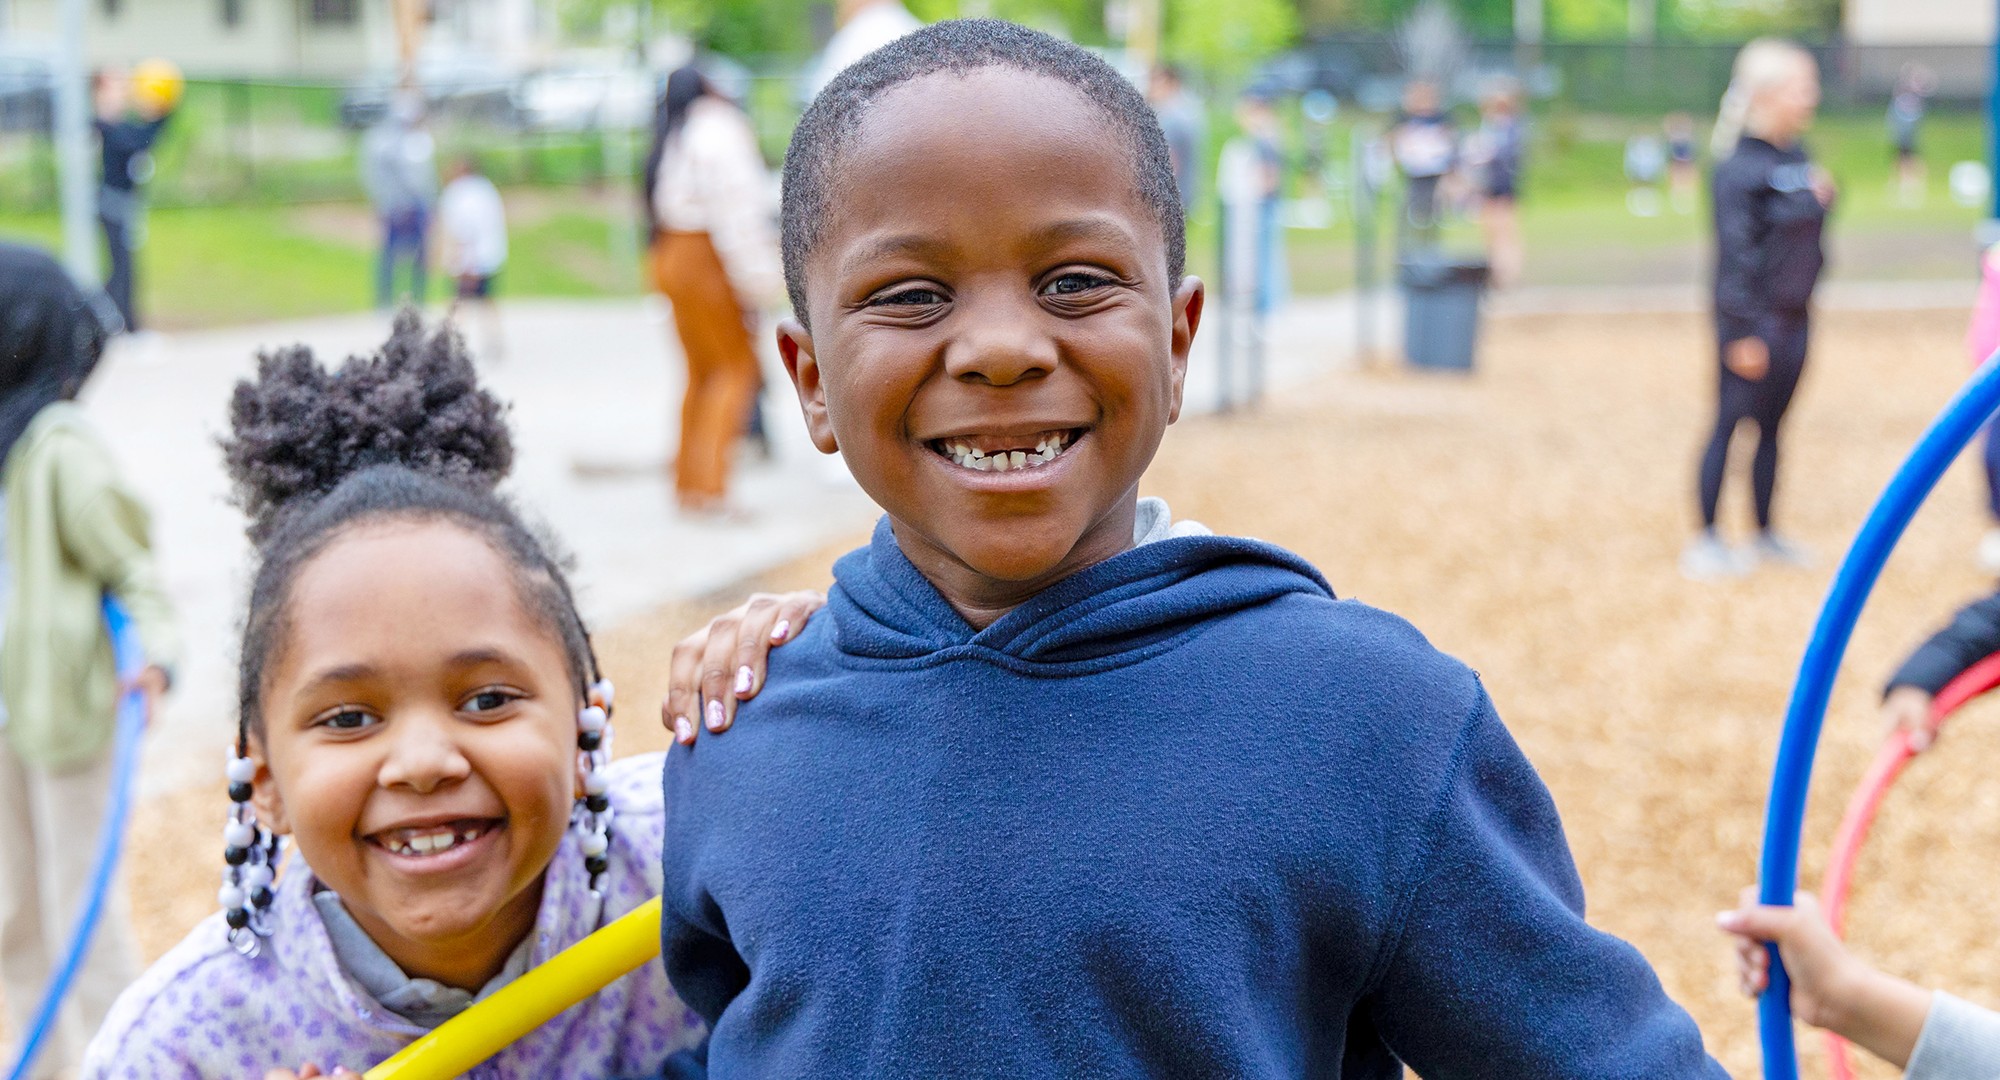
[372,819,497,858]
[932,428,1080,472]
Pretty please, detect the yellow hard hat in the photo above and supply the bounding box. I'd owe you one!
[130,58,185,116]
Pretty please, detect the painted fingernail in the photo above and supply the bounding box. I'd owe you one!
[706,700,726,731]
[674,717,694,743]
[735,666,754,696]
[771,619,790,643]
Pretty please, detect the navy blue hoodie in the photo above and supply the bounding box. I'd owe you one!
[661,518,1725,1078]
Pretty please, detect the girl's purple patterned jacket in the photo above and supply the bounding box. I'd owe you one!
[84,753,703,1078]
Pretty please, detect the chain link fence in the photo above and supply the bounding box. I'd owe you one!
[0,65,808,213]
[1290,35,1990,115]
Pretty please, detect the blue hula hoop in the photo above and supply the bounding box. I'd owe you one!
[1757,351,2000,1078]
[5,597,147,1080]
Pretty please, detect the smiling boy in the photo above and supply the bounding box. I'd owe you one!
[660,21,1727,1077]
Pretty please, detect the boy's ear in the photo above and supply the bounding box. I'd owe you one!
[248,742,293,837]
[777,317,840,454]
[1167,276,1204,425]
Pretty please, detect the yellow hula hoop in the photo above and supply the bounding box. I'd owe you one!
[364,896,663,1079]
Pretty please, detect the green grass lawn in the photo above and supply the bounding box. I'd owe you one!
[0,190,647,329]
[0,109,1986,329]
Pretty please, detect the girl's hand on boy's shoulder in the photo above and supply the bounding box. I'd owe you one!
[664,590,826,746]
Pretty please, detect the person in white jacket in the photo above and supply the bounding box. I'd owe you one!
[643,65,782,515]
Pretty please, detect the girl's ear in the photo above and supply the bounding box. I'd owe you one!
[249,742,293,837]
[778,317,839,454]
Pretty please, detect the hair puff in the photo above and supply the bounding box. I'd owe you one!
[222,311,512,544]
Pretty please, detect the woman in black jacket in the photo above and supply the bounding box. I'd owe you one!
[1684,39,1835,579]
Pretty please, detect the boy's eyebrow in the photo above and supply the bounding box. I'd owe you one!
[842,216,1139,277]
[1030,215,1137,250]
[842,232,948,273]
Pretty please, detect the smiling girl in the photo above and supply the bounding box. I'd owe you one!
[82,316,708,1077]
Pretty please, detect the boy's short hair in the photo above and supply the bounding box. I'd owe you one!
[780,19,1187,321]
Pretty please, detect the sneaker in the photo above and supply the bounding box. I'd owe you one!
[1680,534,1748,580]
[1978,528,2000,574]
[1754,532,1813,568]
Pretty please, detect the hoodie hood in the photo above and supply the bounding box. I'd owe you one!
[829,513,1334,666]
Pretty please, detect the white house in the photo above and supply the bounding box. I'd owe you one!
[0,0,552,79]
[1844,0,1995,44]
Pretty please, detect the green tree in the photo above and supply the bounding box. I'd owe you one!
[1163,0,1299,84]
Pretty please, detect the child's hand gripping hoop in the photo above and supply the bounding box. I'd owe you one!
[363,896,664,1080]
[1817,653,2000,1080]
[1757,352,2000,1080]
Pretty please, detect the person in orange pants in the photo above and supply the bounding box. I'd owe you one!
[643,65,782,515]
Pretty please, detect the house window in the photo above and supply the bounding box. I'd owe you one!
[221,0,243,27]
[309,0,359,25]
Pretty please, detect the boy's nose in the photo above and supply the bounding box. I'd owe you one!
[942,303,1058,386]
[377,714,473,793]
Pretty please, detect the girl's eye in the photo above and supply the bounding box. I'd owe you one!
[465,689,519,714]
[868,286,946,307]
[319,708,375,732]
[1042,272,1115,297]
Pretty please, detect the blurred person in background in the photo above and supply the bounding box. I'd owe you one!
[437,154,508,362]
[1466,78,1525,286]
[361,93,438,310]
[1889,64,1932,207]
[1148,64,1204,212]
[643,65,783,517]
[1388,78,1455,248]
[93,68,176,334]
[1963,243,2000,569]
[803,0,921,101]
[1216,91,1287,405]
[1665,112,1699,213]
[0,242,175,1080]
[1624,130,1666,217]
[1684,38,1832,580]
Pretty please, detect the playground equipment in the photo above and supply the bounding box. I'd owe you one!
[1757,351,2000,1079]
[5,598,147,1080]
[364,896,664,1079]
[1816,653,2000,1080]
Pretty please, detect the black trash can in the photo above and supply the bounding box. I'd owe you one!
[1399,256,1490,371]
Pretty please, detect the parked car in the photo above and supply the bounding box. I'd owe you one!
[510,66,655,132]
[338,50,519,130]
[0,48,53,134]
[1251,46,1364,101]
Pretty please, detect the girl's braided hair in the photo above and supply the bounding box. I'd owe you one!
[220,312,599,742]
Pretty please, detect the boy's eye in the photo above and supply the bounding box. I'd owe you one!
[1041,272,1116,297]
[867,286,947,308]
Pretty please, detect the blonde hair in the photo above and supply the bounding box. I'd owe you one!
[1712,38,1814,158]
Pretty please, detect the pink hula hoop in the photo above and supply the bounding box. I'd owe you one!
[1820,651,2000,1080]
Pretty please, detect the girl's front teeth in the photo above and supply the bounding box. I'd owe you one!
[383,822,489,857]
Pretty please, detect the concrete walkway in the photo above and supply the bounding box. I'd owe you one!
[89,277,1972,797]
